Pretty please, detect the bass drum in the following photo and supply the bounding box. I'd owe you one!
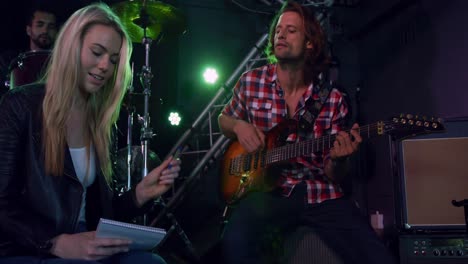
[8,50,51,88]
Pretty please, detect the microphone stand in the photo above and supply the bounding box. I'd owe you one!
[155,199,200,262]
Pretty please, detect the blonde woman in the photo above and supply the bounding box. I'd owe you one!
[0,3,179,264]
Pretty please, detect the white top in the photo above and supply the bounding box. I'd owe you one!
[69,145,96,223]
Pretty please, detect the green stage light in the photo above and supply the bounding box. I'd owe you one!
[168,112,181,126]
[203,67,219,84]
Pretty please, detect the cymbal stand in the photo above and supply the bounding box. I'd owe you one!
[125,63,135,191]
[137,7,154,181]
[139,35,153,180]
[135,8,197,260]
[134,5,155,228]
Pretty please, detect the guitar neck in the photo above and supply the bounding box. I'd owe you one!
[265,122,384,165]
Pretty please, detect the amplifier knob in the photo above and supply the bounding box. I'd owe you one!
[457,250,464,256]
[433,249,440,256]
[449,250,454,256]
[441,250,447,256]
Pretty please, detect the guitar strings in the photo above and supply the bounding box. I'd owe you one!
[266,119,438,164]
[231,118,440,171]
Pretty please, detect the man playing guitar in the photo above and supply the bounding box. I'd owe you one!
[218,1,397,263]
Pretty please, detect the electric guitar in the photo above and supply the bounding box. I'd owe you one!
[220,114,445,204]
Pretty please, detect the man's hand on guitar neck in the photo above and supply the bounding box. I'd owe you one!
[233,120,265,153]
[329,123,362,160]
[326,123,362,182]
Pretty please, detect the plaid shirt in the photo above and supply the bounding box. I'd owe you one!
[222,64,348,204]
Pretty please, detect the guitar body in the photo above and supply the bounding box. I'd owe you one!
[220,121,291,204]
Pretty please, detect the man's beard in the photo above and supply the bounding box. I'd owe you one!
[32,35,52,50]
[276,54,304,65]
[275,48,307,64]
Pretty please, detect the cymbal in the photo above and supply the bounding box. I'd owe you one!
[112,0,187,43]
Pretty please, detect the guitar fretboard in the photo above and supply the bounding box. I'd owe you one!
[265,121,386,164]
[228,116,443,174]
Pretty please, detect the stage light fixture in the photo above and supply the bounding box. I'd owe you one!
[203,67,219,84]
[168,112,182,126]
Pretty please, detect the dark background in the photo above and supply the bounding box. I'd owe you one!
[2,0,468,262]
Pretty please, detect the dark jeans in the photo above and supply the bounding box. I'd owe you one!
[0,251,166,264]
[221,182,397,264]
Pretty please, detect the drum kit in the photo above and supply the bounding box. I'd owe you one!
[4,0,186,191]
[109,0,186,192]
[6,50,51,89]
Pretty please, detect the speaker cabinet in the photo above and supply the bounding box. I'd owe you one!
[396,118,468,231]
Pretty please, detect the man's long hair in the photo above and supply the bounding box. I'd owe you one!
[265,1,330,85]
[41,3,132,183]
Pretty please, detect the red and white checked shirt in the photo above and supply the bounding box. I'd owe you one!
[222,64,349,204]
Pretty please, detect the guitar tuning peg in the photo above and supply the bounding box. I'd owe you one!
[406,113,413,119]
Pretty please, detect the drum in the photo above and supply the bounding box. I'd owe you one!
[8,50,51,88]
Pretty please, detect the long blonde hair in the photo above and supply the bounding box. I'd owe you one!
[42,3,132,183]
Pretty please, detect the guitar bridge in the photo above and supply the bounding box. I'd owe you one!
[234,173,251,199]
[240,173,249,184]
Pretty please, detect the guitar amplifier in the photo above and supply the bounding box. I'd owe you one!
[399,233,468,264]
[395,118,468,231]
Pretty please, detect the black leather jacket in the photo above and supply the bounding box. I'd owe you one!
[0,84,148,257]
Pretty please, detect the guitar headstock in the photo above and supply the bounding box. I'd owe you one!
[384,113,446,139]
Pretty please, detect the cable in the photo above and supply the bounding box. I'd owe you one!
[231,0,274,15]
[304,0,334,7]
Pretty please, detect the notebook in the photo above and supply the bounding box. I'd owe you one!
[96,218,167,250]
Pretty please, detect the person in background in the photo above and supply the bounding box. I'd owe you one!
[218,1,396,263]
[26,4,58,51]
[0,3,180,264]
[0,3,58,97]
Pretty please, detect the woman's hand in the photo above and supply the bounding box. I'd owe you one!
[135,156,181,207]
[51,231,131,260]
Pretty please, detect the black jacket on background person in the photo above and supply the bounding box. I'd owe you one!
[0,84,150,257]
